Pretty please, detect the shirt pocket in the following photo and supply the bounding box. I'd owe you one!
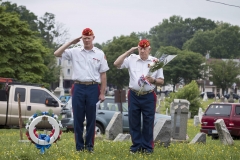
[89,58,101,69]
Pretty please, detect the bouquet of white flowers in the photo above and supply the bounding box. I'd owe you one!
[137,54,177,96]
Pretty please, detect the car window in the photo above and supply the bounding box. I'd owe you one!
[99,98,128,112]
[205,104,232,116]
[14,88,26,102]
[107,103,119,111]
[30,89,53,104]
[235,106,240,115]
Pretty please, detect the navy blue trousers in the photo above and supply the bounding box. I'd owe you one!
[128,90,157,152]
[72,83,99,151]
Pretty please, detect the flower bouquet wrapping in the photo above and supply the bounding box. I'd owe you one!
[137,54,177,96]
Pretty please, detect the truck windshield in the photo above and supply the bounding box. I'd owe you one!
[205,104,232,116]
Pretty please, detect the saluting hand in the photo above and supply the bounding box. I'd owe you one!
[71,36,82,44]
[129,46,138,52]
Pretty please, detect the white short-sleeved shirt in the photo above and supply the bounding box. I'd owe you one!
[61,46,109,83]
[119,54,164,91]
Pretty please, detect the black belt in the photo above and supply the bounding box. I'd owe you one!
[129,88,153,96]
[74,81,98,85]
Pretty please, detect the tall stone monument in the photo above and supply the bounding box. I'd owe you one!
[54,72,65,97]
[171,99,189,142]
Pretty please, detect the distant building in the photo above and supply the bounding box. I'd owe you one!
[57,58,73,94]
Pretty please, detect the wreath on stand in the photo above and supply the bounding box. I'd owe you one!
[25,111,63,154]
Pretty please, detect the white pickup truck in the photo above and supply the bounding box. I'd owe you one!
[0,80,64,128]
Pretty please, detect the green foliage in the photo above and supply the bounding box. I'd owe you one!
[149,15,217,54]
[0,3,65,88]
[209,59,240,95]
[164,80,201,116]
[1,1,38,31]
[0,6,48,84]
[183,23,240,58]
[159,46,205,86]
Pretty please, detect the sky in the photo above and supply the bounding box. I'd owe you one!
[3,0,240,44]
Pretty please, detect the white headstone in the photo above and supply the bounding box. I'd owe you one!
[203,92,208,101]
[166,108,168,115]
[198,108,203,122]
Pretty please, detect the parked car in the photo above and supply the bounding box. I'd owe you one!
[61,97,171,134]
[0,80,64,129]
[224,93,239,100]
[200,102,240,139]
[200,92,215,98]
[59,95,71,104]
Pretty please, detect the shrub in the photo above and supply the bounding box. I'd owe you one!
[164,80,201,117]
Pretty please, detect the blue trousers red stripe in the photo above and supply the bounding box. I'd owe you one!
[128,90,157,152]
[72,83,100,151]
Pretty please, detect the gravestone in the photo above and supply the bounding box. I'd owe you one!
[198,107,204,123]
[203,92,208,101]
[228,92,234,103]
[193,115,200,126]
[54,73,64,97]
[220,96,225,102]
[189,133,206,144]
[172,101,189,141]
[166,108,169,115]
[153,119,171,147]
[224,97,228,102]
[105,112,122,140]
[214,119,234,145]
[170,99,190,119]
[156,99,161,113]
[113,133,131,142]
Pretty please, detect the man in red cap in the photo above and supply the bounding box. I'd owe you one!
[54,28,109,153]
[114,39,164,154]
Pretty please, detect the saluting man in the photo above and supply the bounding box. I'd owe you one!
[114,39,164,154]
[54,28,109,153]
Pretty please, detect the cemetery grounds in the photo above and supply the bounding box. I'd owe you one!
[0,99,240,160]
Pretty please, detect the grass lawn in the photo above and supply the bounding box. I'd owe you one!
[1,118,240,160]
[1,98,240,160]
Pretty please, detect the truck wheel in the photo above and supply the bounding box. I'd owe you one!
[96,123,104,135]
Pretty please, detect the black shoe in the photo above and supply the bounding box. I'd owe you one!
[88,149,94,154]
[130,148,141,154]
[142,149,153,155]
[76,149,84,152]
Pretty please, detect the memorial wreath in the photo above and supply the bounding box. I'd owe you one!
[25,111,63,154]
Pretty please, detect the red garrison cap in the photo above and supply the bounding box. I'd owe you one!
[82,28,94,36]
[138,39,150,48]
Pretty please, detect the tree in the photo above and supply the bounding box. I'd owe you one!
[149,15,217,54]
[209,59,240,95]
[158,46,205,90]
[102,33,139,89]
[183,23,240,58]
[1,2,69,89]
[0,6,48,83]
[1,1,38,31]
